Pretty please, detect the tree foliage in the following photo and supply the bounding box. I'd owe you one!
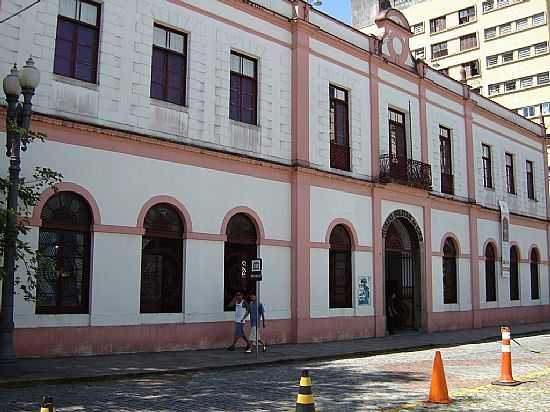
[1,119,63,301]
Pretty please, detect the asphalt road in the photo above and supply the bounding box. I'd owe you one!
[4,333,550,411]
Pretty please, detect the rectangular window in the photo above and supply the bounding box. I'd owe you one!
[502,51,514,63]
[485,27,497,39]
[53,0,100,83]
[412,22,424,35]
[518,46,531,59]
[483,1,494,13]
[526,160,535,200]
[463,60,480,77]
[542,102,550,114]
[486,55,498,66]
[229,51,258,125]
[413,48,425,59]
[497,0,509,7]
[329,85,351,171]
[521,106,536,117]
[482,144,493,188]
[150,25,187,106]
[533,12,545,26]
[388,108,407,159]
[459,6,476,24]
[516,18,528,31]
[505,80,516,91]
[488,84,500,95]
[431,41,448,58]
[520,76,533,88]
[537,72,550,85]
[439,126,453,195]
[499,23,512,35]
[535,42,548,55]
[506,153,515,194]
[430,16,446,33]
[460,33,478,51]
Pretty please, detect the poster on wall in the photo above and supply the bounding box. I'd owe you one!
[499,200,510,278]
[358,276,371,306]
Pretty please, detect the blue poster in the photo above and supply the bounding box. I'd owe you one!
[358,276,370,306]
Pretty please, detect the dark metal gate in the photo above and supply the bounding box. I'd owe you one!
[385,250,416,330]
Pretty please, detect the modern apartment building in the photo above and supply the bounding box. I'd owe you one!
[352,0,550,133]
[0,0,548,358]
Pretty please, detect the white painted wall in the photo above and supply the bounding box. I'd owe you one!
[381,201,424,231]
[431,210,469,254]
[431,256,471,312]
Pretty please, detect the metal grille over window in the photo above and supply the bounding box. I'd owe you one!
[482,0,494,13]
[37,192,92,314]
[502,51,514,63]
[533,12,545,26]
[329,85,351,172]
[54,0,100,83]
[499,23,512,35]
[516,18,528,31]
[150,25,187,106]
[487,55,498,66]
[229,52,258,125]
[520,76,533,88]
[537,72,550,85]
[485,27,496,39]
[518,47,531,59]
[535,42,548,55]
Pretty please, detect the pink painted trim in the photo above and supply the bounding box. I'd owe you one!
[426,96,464,118]
[291,20,310,164]
[419,73,428,163]
[324,218,360,248]
[473,120,543,149]
[309,50,369,78]
[464,97,476,200]
[310,241,330,249]
[423,205,433,332]
[220,206,266,243]
[261,239,292,247]
[472,105,544,140]
[439,232,462,255]
[528,244,542,262]
[509,241,522,260]
[370,59,380,178]
[356,245,374,252]
[468,208,480,327]
[432,251,470,258]
[481,238,500,259]
[137,195,193,232]
[93,225,145,235]
[31,182,101,227]
[378,77,419,98]
[372,188,384,337]
[186,232,227,242]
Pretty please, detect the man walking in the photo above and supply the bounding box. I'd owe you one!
[227,291,251,352]
[242,292,267,353]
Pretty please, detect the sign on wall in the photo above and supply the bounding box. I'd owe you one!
[499,201,510,278]
[358,276,371,306]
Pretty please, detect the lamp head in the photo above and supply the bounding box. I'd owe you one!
[3,64,21,97]
[19,56,40,90]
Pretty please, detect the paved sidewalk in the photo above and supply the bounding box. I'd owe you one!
[1,321,549,388]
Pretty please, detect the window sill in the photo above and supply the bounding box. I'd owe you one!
[230,119,261,130]
[483,186,496,192]
[490,81,549,98]
[150,98,188,113]
[52,73,99,91]
[484,23,546,43]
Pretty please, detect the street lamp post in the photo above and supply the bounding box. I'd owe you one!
[0,57,40,364]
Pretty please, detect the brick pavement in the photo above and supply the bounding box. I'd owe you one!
[2,333,550,411]
[1,321,550,389]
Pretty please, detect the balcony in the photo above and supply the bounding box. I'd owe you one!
[379,154,432,190]
[330,142,351,172]
[441,172,454,195]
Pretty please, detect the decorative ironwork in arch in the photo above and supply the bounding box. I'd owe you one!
[381,209,423,243]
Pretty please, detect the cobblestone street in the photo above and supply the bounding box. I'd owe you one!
[4,333,550,411]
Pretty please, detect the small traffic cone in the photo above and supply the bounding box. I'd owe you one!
[426,351,452,404]
[295,369,315,412]
[492,326,522,386]
[39,396,55,412]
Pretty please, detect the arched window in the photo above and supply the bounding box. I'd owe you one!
[37,192,92,314]
[224,213,258,311]
[442,237,458,304]
[329,225,352,308]
[140,203,184,313]
[530,248,540,300]
[510,246,520,301]
[485,243,497,302]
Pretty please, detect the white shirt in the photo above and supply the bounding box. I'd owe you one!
[235,300,247,323]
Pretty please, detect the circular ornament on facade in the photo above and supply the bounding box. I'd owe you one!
[392,36,403,55]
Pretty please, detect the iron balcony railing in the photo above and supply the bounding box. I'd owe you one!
[379,154,432,190]
[440,172,454,195]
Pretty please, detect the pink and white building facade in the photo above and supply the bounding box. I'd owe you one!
[1,0,549,357]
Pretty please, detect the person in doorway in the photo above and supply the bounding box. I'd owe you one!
[227,291,251,352]
[241,292,267,353]
[387,292,399,335]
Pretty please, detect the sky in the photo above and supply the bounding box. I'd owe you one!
[316,0,352,24]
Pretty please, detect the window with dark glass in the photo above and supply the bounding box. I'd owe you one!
[389,108,406,159]
[482,144,493,188]
[506,153,515,194]
[329,85,350,171]
[530,248,540,300]
[443,238,458,304]
[510,246,520,301]
[526,160,535,200]
[460,33,478,51]
[430,16,446,33]
[54,0,100,83]
[150,25,187,106]
[224,213,258,311]
[329,225,352,309]
[229,52,257,125]
[485,243,497,302]
[439,126,453,195]
[140,204,184,313]
[431,41,448,59]
[462,60,480,78]
[459,6,476,24]
[37,192,92,314]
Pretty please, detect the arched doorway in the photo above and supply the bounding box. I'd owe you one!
[382,210,423,332]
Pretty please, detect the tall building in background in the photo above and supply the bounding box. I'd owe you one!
[352,0,550,133]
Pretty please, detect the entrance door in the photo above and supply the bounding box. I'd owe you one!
[385,251,415,329]
[388,108,407,181]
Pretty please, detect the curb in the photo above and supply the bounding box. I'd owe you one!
[1,327,549,389]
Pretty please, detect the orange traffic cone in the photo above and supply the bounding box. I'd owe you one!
[492,326,522,386]
[426,351,452,404]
